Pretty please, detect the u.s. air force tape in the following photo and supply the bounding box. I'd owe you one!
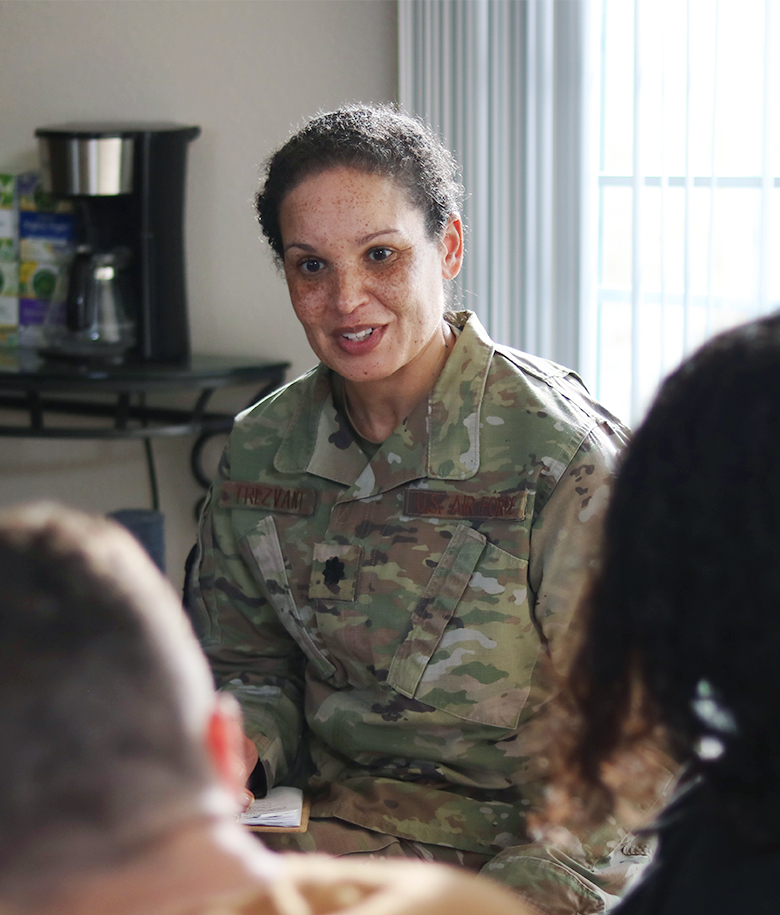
[404,489,527,520]
[220,481,318,516]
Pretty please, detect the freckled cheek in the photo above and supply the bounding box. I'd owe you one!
[288,285,330,328]
[372,272,414,305]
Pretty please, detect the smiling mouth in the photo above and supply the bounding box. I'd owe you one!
[341,328,375,342]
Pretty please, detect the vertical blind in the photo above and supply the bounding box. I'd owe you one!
[399,0,594,372]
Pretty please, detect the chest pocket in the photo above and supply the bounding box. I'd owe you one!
[239,516,337,682]
[387,523,537,730]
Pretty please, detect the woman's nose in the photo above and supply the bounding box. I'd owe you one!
[332,265,368,314]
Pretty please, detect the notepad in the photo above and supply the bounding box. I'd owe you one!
[239,786,308,831]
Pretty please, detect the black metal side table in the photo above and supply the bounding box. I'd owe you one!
[0,349,289,516]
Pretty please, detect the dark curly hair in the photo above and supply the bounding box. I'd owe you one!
[255,103,464,263]
[563,310,780,847]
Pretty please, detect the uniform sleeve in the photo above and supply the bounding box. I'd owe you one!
[517,419,639,912]
[527,419,628,674]
[186,444,307,790]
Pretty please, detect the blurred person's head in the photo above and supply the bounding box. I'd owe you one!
[555,311,780,847]
[0,502,243,907]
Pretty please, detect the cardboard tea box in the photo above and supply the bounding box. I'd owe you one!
[16,172,74,347]
[0,173,19,346]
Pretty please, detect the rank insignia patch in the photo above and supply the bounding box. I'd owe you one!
[309,543,363,602]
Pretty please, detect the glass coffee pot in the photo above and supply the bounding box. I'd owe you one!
[43,245,136,362]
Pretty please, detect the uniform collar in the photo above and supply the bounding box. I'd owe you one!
[273,312,495,496]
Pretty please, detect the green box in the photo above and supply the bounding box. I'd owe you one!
[0,173,16,261]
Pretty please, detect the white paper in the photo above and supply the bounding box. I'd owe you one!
[239,786,303,828]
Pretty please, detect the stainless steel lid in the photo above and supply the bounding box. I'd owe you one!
[35,123,200,197]
[37,134,135,196]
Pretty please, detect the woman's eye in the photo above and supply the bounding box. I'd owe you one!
[367,247,393,263]
[300,258,324,275]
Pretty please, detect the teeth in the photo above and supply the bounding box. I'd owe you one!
[342,328,374,342]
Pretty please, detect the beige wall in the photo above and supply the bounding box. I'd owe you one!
[0,0,398,587]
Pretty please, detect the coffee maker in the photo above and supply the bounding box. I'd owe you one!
[36,122,200,363]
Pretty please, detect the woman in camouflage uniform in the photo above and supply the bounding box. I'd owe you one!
[188,104,635,915]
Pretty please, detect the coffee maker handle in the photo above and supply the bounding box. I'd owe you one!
[65,250,94,332]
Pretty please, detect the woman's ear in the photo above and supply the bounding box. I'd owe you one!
[440,215,464,280]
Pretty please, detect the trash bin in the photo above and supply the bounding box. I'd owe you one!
[107,508,165,574]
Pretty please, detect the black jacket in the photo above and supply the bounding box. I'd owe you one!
[616,781,780,915]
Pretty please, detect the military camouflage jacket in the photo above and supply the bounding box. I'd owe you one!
[190,311,628,856]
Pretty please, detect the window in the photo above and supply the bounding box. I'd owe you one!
[593,0,780,423]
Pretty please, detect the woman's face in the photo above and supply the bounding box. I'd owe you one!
[278,167,463,387]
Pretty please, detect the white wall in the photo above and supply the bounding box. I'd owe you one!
[0,0,398,588]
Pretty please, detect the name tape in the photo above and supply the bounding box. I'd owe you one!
[404,489,526,520]
[221,481,318,516]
